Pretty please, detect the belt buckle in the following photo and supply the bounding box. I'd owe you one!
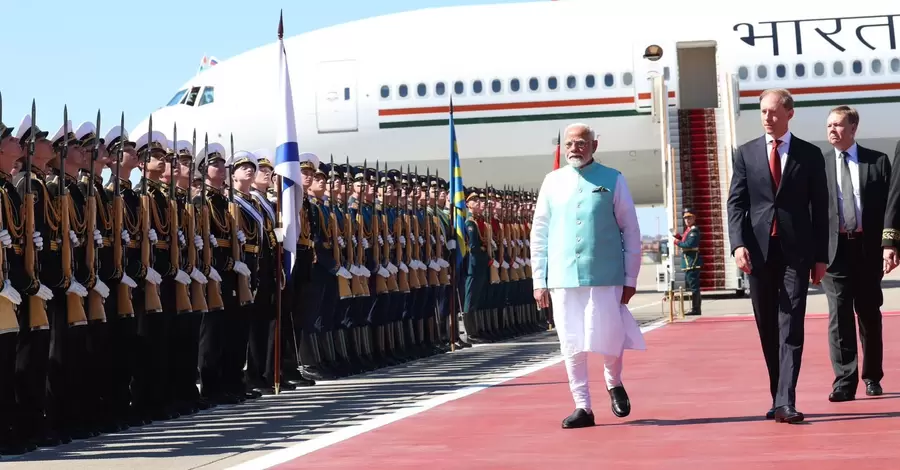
[845,231,858,239]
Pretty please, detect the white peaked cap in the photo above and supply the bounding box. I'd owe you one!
[50,120,76,145]
[14,114,49,141]
[75,121,98,144]
[174,140,193,156]
[196,142,227,165]
[104,126,134,151]
[229,150,259,171]
[298,152,320,170]
[134,130,168,153]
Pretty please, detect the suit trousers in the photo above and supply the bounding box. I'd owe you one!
[822,236,884,391]
[748,239,810,408]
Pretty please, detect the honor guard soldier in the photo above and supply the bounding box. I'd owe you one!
[224,150,261,400]
[369,165,398,367]
[132,130,179,421]
[464,189,489,342]
[673,208,702,316]
[0,115,36,455]
[328,163,363,375]
[74,121,117,433]
[12,114,56,447]
[380,169,407,363]
[345,166,376,369]
[102,125,144,428]
[169,139,209,415]
[195,141,243,405]
[46,118,95,440]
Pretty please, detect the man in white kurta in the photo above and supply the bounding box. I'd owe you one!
[531,123,644,429]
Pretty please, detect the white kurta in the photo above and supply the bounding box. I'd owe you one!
[531,169,646,358]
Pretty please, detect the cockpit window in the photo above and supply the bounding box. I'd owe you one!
[184,86,201,106]
[198,87,215,106]
[167,89,188,106]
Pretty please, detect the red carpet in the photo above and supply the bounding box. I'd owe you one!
[276,314,900,469]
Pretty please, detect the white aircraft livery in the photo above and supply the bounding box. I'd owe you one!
[133,0,900,208]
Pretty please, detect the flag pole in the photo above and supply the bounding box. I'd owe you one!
[448,97,458,351]
[272,10,286,396]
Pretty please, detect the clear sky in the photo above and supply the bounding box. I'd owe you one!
[0,0,667,235]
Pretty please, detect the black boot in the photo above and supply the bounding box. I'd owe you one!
[686,291,701,316]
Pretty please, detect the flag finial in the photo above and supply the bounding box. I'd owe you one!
[278,10,284,40]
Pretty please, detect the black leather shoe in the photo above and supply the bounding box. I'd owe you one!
[562,408,595,429]
[608,386,631,418]
[765,407,776,420]
[828,389,855,402]
[773,405,804,424]
[866,381,883,396]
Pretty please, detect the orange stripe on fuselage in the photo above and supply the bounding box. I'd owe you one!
[739,82,900,98]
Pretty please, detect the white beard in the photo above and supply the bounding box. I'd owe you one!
[566,156,590,168]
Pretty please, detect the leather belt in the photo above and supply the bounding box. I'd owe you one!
[839,231,863,240]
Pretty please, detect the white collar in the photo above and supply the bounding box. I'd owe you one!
[765,130,792,147]
[834,142,858,161]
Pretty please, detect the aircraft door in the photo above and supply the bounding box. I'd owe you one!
[315,59,359,133]
[632,41,675,112]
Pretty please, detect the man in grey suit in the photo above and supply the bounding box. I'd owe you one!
[822,105,888,401]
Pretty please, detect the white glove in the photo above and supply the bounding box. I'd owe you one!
[93,229,103,247]
[429,260,441,272]
[0,229,11,248]
[193,235,203,251]
[378,266,390,278]
[502,261,510,269]
[362,237,370,249]
[516,257,525,266]
[430,235,436,244]
[418,236,425,245]
[237,230,246,245]
[177,230,186,246]
[525,240,530,247]
[447,240,457,250]
[387,235,395,245]
[208,266,223,283]
[337,267,352,279]
[525,258,531,266]
[66,280,88,297]
[69,229,80,247]
[360,266,371,278]
[338,236,346,248]
[349,265,361,276]
[352,235,358,245]
[209,233,218,247]
[33,231,44,251]
[35,283,53,301]
[234,261,251,277]
[418,260,428,271]
[120,274,137,288]
[190,267,208,284]
[400,235,406,246]
[491,260,500,269]
[0,280,22,305]
[438,258,450,268]
[93,280,110,298]
[440,235,446,243]
[121,229,131,245]
[145,267,162,285]
[387,262,398,274]
[491,240,497,249]
[148,229,158,243]
[378,235,384,246]
[399,262,409,273]
[174,269,191,285]
[518,239,524,247]
[512,262,520,269]
[503,239,508,246]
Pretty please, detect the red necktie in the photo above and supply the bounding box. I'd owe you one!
[769,140,782,236]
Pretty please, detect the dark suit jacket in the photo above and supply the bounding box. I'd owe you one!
[823,144,890,266]
[726,133,829,270]
[881,141,900,248]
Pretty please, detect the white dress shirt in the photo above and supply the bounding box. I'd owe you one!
[765,130,792,174]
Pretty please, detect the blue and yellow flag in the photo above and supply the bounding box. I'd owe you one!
[448,98,467,266]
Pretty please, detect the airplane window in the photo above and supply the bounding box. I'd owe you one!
[344,88,350,100]
[622,72,633,86]
[380,86,390,99]
[851,60,863,75]
[547,77,558,90]
[872,59,883,74]
[399,84,408,98]
[184,86,201,106]
[756,65,767,80]
[510,78,520,92]
[167,89,187,106]
[198,86,215,106]
[528,77,539,91]
[775,64,787,79]
[585,74,596,88]
[794,63,805,77]
[417,83,427,97]
[891,58,900,73]
[663,67,670,80]
[435,82,446,96]
[491,79,502,93]
[454,81,464,95]
[833,61,844,76]
[566,75,577,89]
[814,62,826,76]
[603,73,614,87]
[737,66,749,80]
[473,80,483,94]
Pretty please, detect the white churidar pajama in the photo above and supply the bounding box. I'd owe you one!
[531,164,645,413]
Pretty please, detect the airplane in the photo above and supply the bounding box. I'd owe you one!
[132,0,900,293]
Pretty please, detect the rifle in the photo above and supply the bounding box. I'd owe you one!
[380,162,398,292]
[200,135,224,310]
[0,92,17,334]
[393,166,409,294]
[170,124,192,313]
[372,161,387,295]
[24,100,49,330]
[345,158,364,296]
[112,113,134,318]
[186,130,208,313]
[434,170,450,286]
[85,110,105,322]
[60,108,87,325]
[228,134,253,305]
[411,167,427,288]
[328,155,352,299]
[141,117,163,313]
[504,186,520,282]
[355,160,370,296]
[486,184,500,285]
[403,166,420,290]
[425,169,439,287]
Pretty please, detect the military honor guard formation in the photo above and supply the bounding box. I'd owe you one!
[0,95,548,456]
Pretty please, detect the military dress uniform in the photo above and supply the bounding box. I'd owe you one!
[674,208,702,316]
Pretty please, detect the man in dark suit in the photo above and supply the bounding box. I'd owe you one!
[726,88,829,424]
[821,106,888,402]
